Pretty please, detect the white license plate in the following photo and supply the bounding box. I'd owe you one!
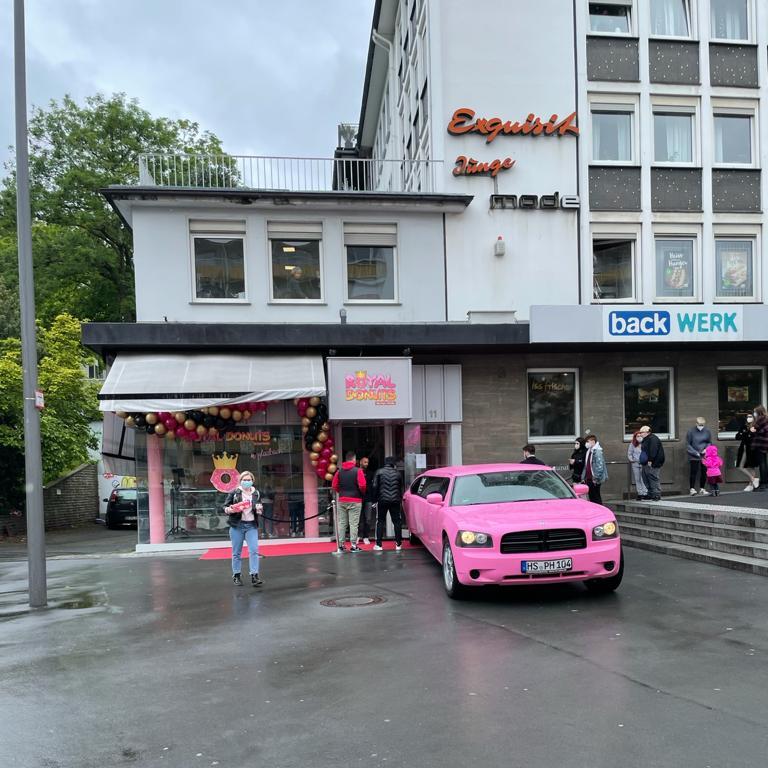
[125,516,137,522]
[522,558,573,574]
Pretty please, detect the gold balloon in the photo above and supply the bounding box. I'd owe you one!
[183,419,194,431]
[196,424,207,436]
[330,454,338,464]
[174,412,186,424]
[208,406,219,417]
[125,416,136,428]
[165,429,176,440]
[232,410,242,422]
[301,417,311,427]
[208,426,219,436]
[327,463,337,474]
[309,396,321,407]
[311,441,323,453]
[242,410,251,420]
[301,426,309,435]
[116,410,127,419]
[324,473,334,481]
[200,407,209,415]
[318,432,328,443]
[305,406,317,419]
[145,413,158,425]
[309,452,320,461]
[321,422,330,431]
[293,398,300,405]
[311,459,318,467]
[154,423,167,436]
[220,407,232,419]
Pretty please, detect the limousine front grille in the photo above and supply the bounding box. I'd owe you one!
[500,528,587,554]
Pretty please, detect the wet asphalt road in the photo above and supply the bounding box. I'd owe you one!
[0,545,767,768]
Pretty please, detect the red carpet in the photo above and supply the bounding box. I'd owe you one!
[199,540,418,560]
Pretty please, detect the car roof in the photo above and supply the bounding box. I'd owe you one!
[420,463,554,477]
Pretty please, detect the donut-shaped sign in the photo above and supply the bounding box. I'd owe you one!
[210,468,241,493]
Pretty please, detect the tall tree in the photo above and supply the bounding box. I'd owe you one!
[0,93,227,322]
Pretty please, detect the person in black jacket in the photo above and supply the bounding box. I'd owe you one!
[223,471,263,587]
[736,415,759,491]
[638,425,665,501]
[372,456,404,551]
[569,438,587,483]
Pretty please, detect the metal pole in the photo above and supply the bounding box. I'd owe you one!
[14,0,46,608]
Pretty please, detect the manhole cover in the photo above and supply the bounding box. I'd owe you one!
[320,595,387,608]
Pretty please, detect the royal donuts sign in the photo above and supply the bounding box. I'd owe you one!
[447,107,579,178]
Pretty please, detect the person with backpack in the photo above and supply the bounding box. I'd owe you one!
[331,451,366,553]
[638,424,665,501]
[372,456,404,551]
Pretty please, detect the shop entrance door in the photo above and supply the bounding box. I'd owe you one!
[340,425,385,475]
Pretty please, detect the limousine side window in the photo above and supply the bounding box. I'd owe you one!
[418,476,450,499]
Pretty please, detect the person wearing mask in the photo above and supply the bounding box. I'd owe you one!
[331,451,366,553]
[521,444,546,465]
[736,415,759,491]
[686,417,712,496]
[638,425,665,501]
[356,456,376,546]
[223,471,263,587]
[581,434,608,504]
[627,431,648,501]
[750,405,768,491]
[569,437,586,484]
[372,456,405,552]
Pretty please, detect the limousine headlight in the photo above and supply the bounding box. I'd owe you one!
[456,530,493,547]
[592,521,618,540]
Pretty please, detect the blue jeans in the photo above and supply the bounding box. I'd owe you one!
[229,522,259,575]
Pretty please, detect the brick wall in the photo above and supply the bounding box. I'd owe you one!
[42,463,99,530]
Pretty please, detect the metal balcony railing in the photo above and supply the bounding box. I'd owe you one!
[137,153,442,194]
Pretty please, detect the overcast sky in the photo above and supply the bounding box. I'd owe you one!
[0,0,373,173]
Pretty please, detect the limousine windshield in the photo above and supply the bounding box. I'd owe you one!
[450,470,574,506]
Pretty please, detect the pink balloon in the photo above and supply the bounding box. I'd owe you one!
[321,447,331,458]
[318,459,329,469]
[298,398,309,410]
[164,418,176,430]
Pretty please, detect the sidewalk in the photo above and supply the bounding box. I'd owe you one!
[0,522,137,560]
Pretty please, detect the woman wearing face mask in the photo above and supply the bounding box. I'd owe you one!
[736,414,759,491]
[223,471,263,587]
[626,431,648,500]
[749,405,768,491]
[569,437,586,484]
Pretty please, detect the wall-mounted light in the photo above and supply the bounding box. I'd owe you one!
[339,308,347,325]
[494,236,506,258]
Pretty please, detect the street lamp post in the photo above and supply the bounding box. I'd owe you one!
[14,0,47,608]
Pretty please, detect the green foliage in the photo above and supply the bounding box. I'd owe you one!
[0,314,99,511]
[0,273,20,339]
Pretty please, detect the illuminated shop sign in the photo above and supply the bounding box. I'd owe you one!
[603,307,743,342]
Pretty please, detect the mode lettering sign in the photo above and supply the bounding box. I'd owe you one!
[604,307,743,342]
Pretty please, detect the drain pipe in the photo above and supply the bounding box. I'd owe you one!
[371,29,398,169]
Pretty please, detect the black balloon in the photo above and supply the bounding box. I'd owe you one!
[317,404,328,419]
[146,424,156,434]
[215,417,226,429]
[135,415,147,427]
[191,410,204,422]
[203,416,214,428]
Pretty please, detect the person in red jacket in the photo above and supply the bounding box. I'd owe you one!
[331,451,367,554]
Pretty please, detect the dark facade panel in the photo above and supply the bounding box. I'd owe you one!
[587,36,640,82]
[651,168,702,212]
[649,40,700,84]
[712,169,761,212]
[589,167,641,211]
[709,43,759,88]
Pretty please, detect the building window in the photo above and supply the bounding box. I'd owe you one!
[191,227,246,301]
[717,368,765,436]
[653,111,693,164]
[87,362,104,380]
[589,2,631,34]
[714,114,752,165]
[268,222,322,301]
[592,111,632,162]
[710,0,749,41]
[527,370,579,441]
[715,238,755,299]
[593,239,636,301]
[344,223,397,302]
[650,0,690,36]
[655,237,696,299]
[624,369,674,439]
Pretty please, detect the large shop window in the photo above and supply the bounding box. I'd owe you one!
[624,369,674,439]
[527,370,579,442]
[717,368,765,436]
[653,111,694,164]
[714,114,753,165]
[589,2,631,34]
[655,237,696,300]
[593,238,636,301]
[343,223,398,302]
[191,220,246,301]
[650,0,690,37]
[711,0,749,41]
[715,238,756,299]
[592,109,633,163]
[268,222,323,301]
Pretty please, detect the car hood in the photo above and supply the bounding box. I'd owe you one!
[445,498,614,530]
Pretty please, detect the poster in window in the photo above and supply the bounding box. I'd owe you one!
[638,387,660,403]
[663,249,691,292]
[717,241,752,297]
[727,386,750,403]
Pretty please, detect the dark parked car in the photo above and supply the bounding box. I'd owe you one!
[104,488,138,529]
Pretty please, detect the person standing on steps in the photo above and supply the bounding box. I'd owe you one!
[736,415,759,491]
[372,456,404,552]
[638,425,665,501]
[569,437,587,485]
[686,417,712,496]
[750,405,768,491]
[627,432,648,500]
[223,471,263,587]
[581,434,608,505]
[331,451,366,553]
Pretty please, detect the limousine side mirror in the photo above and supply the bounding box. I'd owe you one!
[426,493,444,506]
[572,483,589,498]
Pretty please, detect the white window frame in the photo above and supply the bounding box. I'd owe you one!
[267,222,325,305]
[589,97,638,165]
[713,224,761,303]
[342,223,400,305]
[652,226,701,303]
[709,0,754,44]
[651,100,700,167]
[716,365,767,438]
[588,0,635,36]
[188,219,248,304]
[526,368,581,443]
[649,0,694,39]
[591,228,640,303]
[622,366,676,441]
[712,101,757,168]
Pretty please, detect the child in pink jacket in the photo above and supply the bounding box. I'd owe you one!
[702,444,724,496]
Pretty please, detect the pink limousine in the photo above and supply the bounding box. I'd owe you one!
[403,464,623,599]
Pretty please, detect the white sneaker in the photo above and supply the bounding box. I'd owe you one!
[699,489,710,496]
[363,538,370,545]
[753,478,760,489]
[372,544,383,551]
[744,483,755,492]
[689,488,697,496]
[395,544,402,551]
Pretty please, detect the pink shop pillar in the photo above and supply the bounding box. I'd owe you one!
[147,436,166,544]
[303,450,319,538]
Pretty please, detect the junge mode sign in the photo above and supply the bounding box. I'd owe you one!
[603,307,743,342]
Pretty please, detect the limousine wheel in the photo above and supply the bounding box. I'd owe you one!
[442,537,468,600]
[584,548,624,594]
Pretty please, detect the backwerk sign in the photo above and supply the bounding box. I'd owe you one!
[603,307,743,342]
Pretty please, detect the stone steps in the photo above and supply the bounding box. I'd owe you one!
[616,511,768,544]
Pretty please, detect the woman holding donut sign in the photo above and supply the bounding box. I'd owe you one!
[223,471,263,587]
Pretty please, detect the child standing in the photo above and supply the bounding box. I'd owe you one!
[702,444,724,497]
